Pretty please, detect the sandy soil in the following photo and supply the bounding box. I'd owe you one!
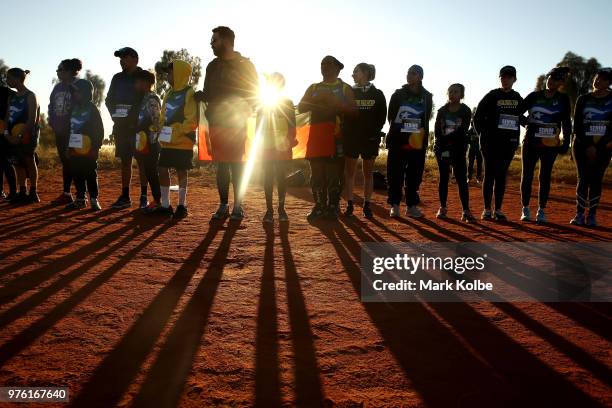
[0,169,610,408]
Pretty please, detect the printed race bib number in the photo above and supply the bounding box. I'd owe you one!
[498,114,519,131]
[69,133,83,149]
[112,104,131,118]
[441,151,450,158]
[585,124,607,137]
[159,126,173,143]
[401,118,422,133]
[535,126,556,138]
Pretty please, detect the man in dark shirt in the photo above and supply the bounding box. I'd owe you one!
[197,26,258,221]
[105,47,144,209]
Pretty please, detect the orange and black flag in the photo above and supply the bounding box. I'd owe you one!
[198,104,336,161]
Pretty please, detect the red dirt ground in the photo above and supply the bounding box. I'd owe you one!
[0,169,610,408]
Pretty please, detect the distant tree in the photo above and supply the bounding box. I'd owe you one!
[0,59,8,86]
[154,49,202,97]
[38,113,55,147]
[85,70,106,108]
[535,51,602,111]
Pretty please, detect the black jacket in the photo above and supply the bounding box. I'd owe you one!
[519,90,572,151]
[386,84,433,150]
[434,103,472,154]
[343,83,387,144]
[474,88,523,149]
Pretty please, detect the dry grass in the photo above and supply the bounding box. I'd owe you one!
[35,145,610,186]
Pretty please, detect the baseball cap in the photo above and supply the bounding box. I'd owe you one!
[499,65,517,78]
[114,47,138,58]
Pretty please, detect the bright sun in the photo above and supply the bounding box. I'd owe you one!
[258,75,283,108]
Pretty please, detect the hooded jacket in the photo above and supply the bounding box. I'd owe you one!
[105,66,143,136]
[160,60,198,151]
[473,88,523,150]
[387,84,433,151]
[69,79,104,157]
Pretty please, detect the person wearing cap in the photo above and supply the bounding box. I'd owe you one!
[433,83,475,222]
[518,66,572,224]
[343,62,387,219]
[386,64,433,218]
[3,68,40,204]
[571,68,612,226]
[133,69,162,213]
[197,26,259,221]
[0,84,17,200]
[157,60,198,219]
[65,79,104,210]
[105,46,145,209]
[473,65,523,221]
[49,58,82,205]
[298,55,356,221]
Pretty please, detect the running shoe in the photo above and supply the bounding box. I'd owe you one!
[278,207,289,222]
[586,213,597,227]
[344,201,354,217]
[211,204,229,220]
[143,202,161,214]
[90,198,102,211]
[139,195,149,210]
[436,206,447,219]
[389,204,401,218]
[28,192,40,203]
[461,210,476,223]
[407,205,423,218]
[111,195,132,209]
[263,209,274,224]
[363,202,373,219]
[481,209,492,220]
[230,205,244,221]
[520,207,531,221]
[535,208,547,224]
[569,213,585,226]
[494,209,507,221]
[10,191,28,205]
[174,205,188,219]
[52,192,73,205]
[66,198,87,210]
[307,204,325,222]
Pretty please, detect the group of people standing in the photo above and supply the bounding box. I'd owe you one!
[0,26,610,227]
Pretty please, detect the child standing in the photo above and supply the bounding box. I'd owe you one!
[65,79,104,210]
[158,60,197,218]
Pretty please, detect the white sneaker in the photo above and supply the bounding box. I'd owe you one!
[389,204,401,218]
[536,208,547,224]
[520,206,531,221]
[436,206,447,218]
[407,205,423,218]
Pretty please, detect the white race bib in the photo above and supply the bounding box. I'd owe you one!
[498,114,519,131]
[159,126,173,143]
[585,124,607,137]
[112,104,131,118]
[69,133,83,148]
[135,133,143,146]
[441,150,450,158]
[401,118,422,133]
[535,126,556,138]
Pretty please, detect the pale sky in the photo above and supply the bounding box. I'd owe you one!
[3,0,611,134]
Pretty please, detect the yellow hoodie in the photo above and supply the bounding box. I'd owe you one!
[160,59,198,150]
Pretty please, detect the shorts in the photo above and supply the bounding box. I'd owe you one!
[158,148,193,170]
[114,131,135,161]
[343,138,379,160]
